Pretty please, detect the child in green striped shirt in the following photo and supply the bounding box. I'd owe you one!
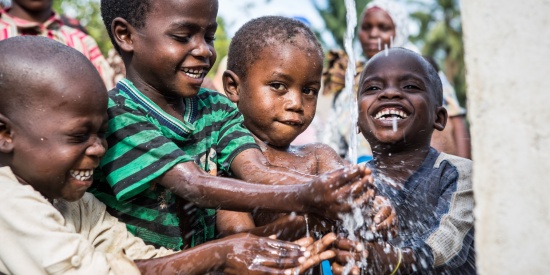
[92,0,375,252]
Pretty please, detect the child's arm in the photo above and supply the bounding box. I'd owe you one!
[136,233,338,275]
[229,147,315,184]
[159,160,373,220]
[135,233,325,274]
[310,142,349,174]
[216,210,309,241]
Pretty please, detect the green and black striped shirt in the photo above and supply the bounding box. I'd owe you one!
[91,79,259,250]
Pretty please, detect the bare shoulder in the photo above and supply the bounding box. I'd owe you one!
[295,143,347,174]
[292,142,334,156]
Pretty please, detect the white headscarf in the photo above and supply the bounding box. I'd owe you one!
[364,0,420,53]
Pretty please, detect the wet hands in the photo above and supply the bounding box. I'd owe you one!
[222,233,336,275]
[304,165,375,220]
[331,237,403,275]
[293,232,338,273]
[372,195,398,240]
[330,237,366,275]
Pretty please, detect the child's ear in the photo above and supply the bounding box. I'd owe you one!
[112,17,135,53]
[433,106,448,131]
[223,70,241,104]
[0,113,14,153]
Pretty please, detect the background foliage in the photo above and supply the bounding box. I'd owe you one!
[49,0,465,106]
[312,0,466,106]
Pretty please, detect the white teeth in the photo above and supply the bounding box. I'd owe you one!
[374,109,408,120]
[182,68,204,79]
[70,169,93,181]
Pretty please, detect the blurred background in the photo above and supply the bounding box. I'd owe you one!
[6,0,464,108]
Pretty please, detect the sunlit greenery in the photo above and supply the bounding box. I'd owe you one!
[50,0,465,106]
[409,0,466,105]
[313,0,466,106]
[52,0,111,54]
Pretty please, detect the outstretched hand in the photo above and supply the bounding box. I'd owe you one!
[302,165,375,220]
[223,233,308,275]
[292,232,338,273]
[330,237,366,275]
[371,195,398,239]
[225,233,340,275]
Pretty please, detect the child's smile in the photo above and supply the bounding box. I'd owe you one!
[124,0,218,99]
[370,104,411,131]
[181,67,207,80]
[9,67,108,202]
[69,169,95,182]
[358,49,446,148]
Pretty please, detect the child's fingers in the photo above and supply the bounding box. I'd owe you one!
[334,250,365,263]
[257,254,307,269]
[328,165,364,188]
[332,262,360,275]
[285,250,336,275]
[308,232,337,254]
[263,239,306,258]
[373,205,393,225]
[333,237,357,251]
[332,262,345,275]
[302,250,336,270]
[352,188,376,207]
[335,176,375,207]
[294,236,314,247]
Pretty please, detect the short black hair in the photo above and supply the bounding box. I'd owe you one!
[0,36,99,117]
[382,48,443,106]
[227,16,323,78]
[101,0,152,53]
[422,56,443,107]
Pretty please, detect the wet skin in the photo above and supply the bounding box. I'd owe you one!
[8,67,108,202]
[357,49,446,153]
[358,8,396,59]
[236,44,321,149]
[110,0,373,220]
[331,48,448,275]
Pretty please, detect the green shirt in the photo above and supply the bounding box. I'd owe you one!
[91,79,259,250]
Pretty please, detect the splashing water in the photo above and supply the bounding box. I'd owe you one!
[392,116,398,132]
[344,0,358,165]
[335,2,371,274]
[304,214,310,238]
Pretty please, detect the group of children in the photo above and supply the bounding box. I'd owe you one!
[0,0,475,274]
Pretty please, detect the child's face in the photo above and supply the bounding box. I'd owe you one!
[358,8,396,59]
[237,43,322,148]
[10,73,108,201]
[357,50,445,148]
[129,0,217,98]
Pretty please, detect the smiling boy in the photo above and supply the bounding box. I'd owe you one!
[0,36,338,275]
[0,35,165,274]
[92,0,373,251]
[332,48,475,274]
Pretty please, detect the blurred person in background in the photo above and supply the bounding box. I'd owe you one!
[319,0,471,161]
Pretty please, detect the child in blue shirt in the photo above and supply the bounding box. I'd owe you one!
[332,48,475,274]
